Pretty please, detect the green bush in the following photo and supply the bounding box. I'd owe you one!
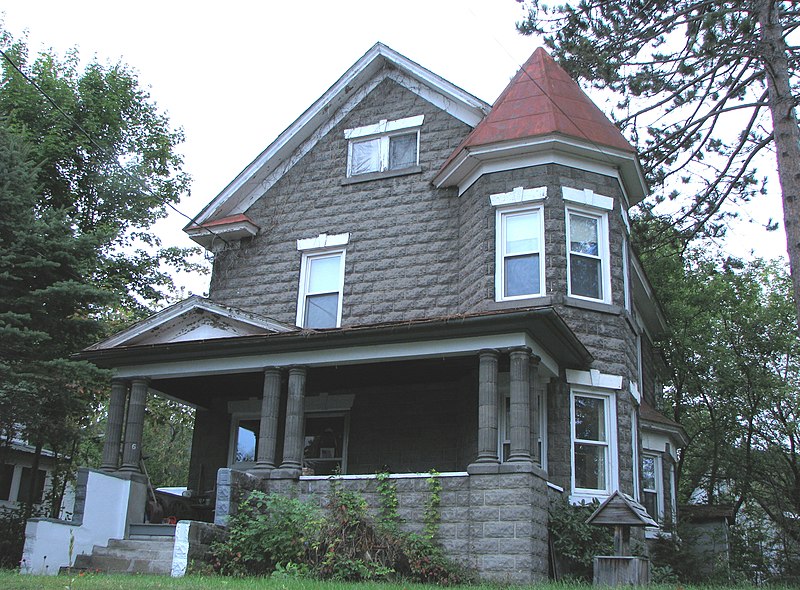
[211,492,322,576]
[0,506,26,569]
[548,498,614,581]
[211,484,470,584]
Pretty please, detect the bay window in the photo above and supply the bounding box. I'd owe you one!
[495,206,545,300]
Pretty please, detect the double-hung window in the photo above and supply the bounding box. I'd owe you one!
[296,233,349,329]
[495,206,545,300]
[563,187,613,303]
[566,209,609,301]
[491,187,547,301]
[297,250,345,329]
[345,115,423,177]
[642,453,664,524]
[571,390,617,498]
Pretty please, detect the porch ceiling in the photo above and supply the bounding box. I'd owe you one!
[151,356,478,408]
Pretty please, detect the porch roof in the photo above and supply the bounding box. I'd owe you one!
[76,306,592,380]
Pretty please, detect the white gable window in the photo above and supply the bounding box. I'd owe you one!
[345,115,423,176]
[566,208,610,302]
[570,389,618,501]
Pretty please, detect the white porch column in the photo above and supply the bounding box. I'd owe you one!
[101,379,128,472]
[120,377,149,473]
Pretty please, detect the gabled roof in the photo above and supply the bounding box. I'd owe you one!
[587,491,659,528]
[187,43,490,234]
[434,48,647,202]
[84,296,296,351]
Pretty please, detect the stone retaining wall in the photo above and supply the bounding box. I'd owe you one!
[214,467,550,583]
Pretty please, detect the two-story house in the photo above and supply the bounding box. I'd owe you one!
[23,44,686,581]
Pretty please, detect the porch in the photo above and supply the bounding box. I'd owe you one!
[24,306,591,582]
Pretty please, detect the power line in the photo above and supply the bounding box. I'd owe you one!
[0,46,230,247]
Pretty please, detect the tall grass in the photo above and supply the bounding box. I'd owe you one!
[0,572,787,590]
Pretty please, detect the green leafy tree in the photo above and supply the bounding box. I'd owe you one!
[636,221,800,580]
[0,26,201,517]
[517,0,800,328]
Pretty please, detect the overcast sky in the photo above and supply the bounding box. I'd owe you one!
[2,1,787,296]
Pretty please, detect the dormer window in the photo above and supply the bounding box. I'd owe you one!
[345,115,423,177]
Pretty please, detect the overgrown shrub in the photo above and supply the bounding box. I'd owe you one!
[0,507,25,569]
[211,483,470,584]
[210,491,322,576]
[548,497,614,580]
[314,487,397,581]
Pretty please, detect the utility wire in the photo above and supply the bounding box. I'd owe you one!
[0,46,230,247]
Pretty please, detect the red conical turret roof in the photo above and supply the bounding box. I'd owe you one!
[453,47,634,156]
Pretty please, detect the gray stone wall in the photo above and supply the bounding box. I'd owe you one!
[209,77,470,326]
[215,471,549,584]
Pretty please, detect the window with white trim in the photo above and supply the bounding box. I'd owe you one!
[345,115,422,177]
[296,249,346,329]
[566,207,610,302]
[496,206,545,300]
[571,390,617,498]
[642,452,664,525]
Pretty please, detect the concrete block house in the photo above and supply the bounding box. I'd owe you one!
[22,44,686,581]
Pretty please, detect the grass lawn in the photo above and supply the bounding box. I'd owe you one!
[0,572,780,590]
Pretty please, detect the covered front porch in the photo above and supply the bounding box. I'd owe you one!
[24,299,592,581]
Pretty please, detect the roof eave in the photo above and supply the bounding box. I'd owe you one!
[75,307,593,371]
[434,134,647,202]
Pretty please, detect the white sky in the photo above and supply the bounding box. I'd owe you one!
[1,1,788,296]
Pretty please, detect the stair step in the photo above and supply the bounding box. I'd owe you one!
[71,536,175,575]
[129,523,176,538]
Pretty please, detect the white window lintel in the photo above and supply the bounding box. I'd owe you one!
[297,232,350,251]
[563,186,614,211]
[344,115,424,139]
[490,186,547,207]
[566,368,623,390]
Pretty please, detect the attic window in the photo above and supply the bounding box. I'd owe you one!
[345,115,423,177]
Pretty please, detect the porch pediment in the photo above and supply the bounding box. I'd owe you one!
[84,296,297,351]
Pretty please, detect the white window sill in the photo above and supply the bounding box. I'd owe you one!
[569,491,610,506]
[341,165,422,185]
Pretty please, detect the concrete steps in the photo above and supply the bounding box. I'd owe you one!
[71,536,175,575]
